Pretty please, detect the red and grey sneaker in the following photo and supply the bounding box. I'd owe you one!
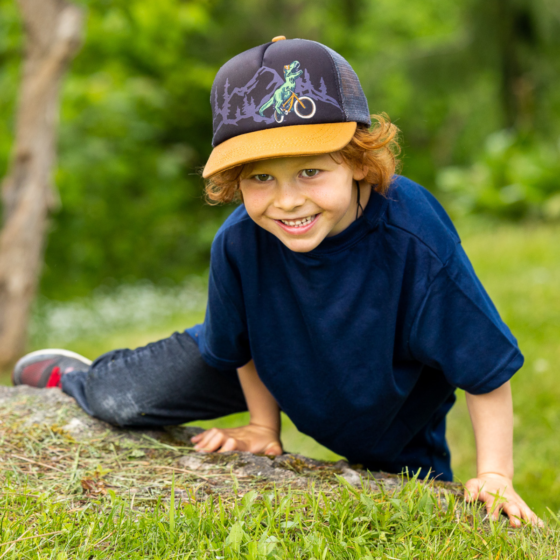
[12,349,92,389]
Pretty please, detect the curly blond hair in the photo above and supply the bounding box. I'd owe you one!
[203,114,400,205]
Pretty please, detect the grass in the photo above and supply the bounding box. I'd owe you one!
[1,219,560,556]
[1,475,558,558]
[445,219,560,517]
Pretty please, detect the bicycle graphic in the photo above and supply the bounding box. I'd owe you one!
[273,92,316,123]
[258,61,317,124]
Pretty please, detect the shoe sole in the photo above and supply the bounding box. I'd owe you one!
[19,348,93,366]
[13,348,92,386]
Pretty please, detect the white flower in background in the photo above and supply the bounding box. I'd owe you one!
[30,278,207,346]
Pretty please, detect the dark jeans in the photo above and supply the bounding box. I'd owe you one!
[62,331,248,427]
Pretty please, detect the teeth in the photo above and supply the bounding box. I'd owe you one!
[280,215,315,227]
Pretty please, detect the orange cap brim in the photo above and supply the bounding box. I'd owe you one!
[202,121,357,178]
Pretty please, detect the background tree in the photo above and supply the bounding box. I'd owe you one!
[0,0,83,368]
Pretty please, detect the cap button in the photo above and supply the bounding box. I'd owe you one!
[271,36,286,42]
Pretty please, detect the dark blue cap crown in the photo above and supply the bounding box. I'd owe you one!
[210,38,370,148]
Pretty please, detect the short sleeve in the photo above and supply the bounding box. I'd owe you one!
[409,244,524,394]
[195,234,252,370]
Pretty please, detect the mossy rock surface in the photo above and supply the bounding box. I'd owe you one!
[0,386,462,503]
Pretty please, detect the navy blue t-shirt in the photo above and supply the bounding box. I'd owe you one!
[187,176,523,481]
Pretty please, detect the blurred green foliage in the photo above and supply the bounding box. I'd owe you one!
[1,0,559,298]
[437,131,560,220]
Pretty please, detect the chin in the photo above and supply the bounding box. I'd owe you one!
[279,237,321,253]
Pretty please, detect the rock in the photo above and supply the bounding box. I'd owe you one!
[61,417,89,436]
[0,385,463,502]
[177,454,213,471]
[175,450,385,492]
[341,467,363,487]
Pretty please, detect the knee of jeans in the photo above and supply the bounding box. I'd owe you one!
[89,392,144,427]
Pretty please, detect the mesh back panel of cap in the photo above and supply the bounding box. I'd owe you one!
[317,43,371,127]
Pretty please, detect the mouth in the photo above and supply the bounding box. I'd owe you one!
[274,213,319,234]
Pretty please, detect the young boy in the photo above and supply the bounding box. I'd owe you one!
[14,36,538,526]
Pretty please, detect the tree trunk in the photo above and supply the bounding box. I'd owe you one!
[0,0,84,371]
[495,0,536,130]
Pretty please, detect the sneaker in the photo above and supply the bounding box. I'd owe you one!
[12,349,92,388]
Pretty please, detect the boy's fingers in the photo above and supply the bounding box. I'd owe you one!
[264,442,282,455]
[207,431,227,451]
[464,479,483,502]
[529,512,544,527]
[520,505,543,527]
[476,487,504,516]
[218,437,238,453]
[191,431,214,444]
[464,489,476,502]
[503,503,522,527]
[486,498,500,519]
[474,488,490,506]
[464,479,541,527]
[199,430,225,452]
[197,428,216,442]
[203,428,225,447]
[477,490,504,519]
[193,429,215,449]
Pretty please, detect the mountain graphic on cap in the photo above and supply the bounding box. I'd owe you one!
[213,63,342,135]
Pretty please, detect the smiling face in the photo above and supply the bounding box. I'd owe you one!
[238,154,369,253]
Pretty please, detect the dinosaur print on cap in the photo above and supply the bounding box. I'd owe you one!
[258,61,317,123]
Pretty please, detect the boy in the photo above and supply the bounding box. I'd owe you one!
[14,37,538,526]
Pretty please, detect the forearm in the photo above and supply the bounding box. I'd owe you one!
[465,380,514,479]
[237,359,280,434]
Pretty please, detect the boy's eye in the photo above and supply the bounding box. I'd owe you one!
[301,169,320,178]
[253,174,273,182]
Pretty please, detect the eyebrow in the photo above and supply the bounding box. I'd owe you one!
[249,156,328,173]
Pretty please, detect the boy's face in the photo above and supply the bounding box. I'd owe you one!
[238,154,368,253]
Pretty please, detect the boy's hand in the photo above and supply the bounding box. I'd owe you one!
[465,473,542,527]
[190,423,283,455]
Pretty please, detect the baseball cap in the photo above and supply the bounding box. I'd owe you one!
[202,36,371,178]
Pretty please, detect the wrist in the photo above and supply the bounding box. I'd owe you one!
[477,456,514,481]
[477,469,513,480]
[248,419,280,436]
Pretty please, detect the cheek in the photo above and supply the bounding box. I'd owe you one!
[239,188,269,218]
[307,184,352,215]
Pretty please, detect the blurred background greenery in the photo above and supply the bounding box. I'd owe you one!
[1,0,560,298]
[1,0,559,517]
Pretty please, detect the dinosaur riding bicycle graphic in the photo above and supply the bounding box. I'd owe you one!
[258,61,316,123]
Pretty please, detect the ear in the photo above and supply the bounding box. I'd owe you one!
[352,165,368,182]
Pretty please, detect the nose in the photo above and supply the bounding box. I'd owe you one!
[273,180,306,212]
